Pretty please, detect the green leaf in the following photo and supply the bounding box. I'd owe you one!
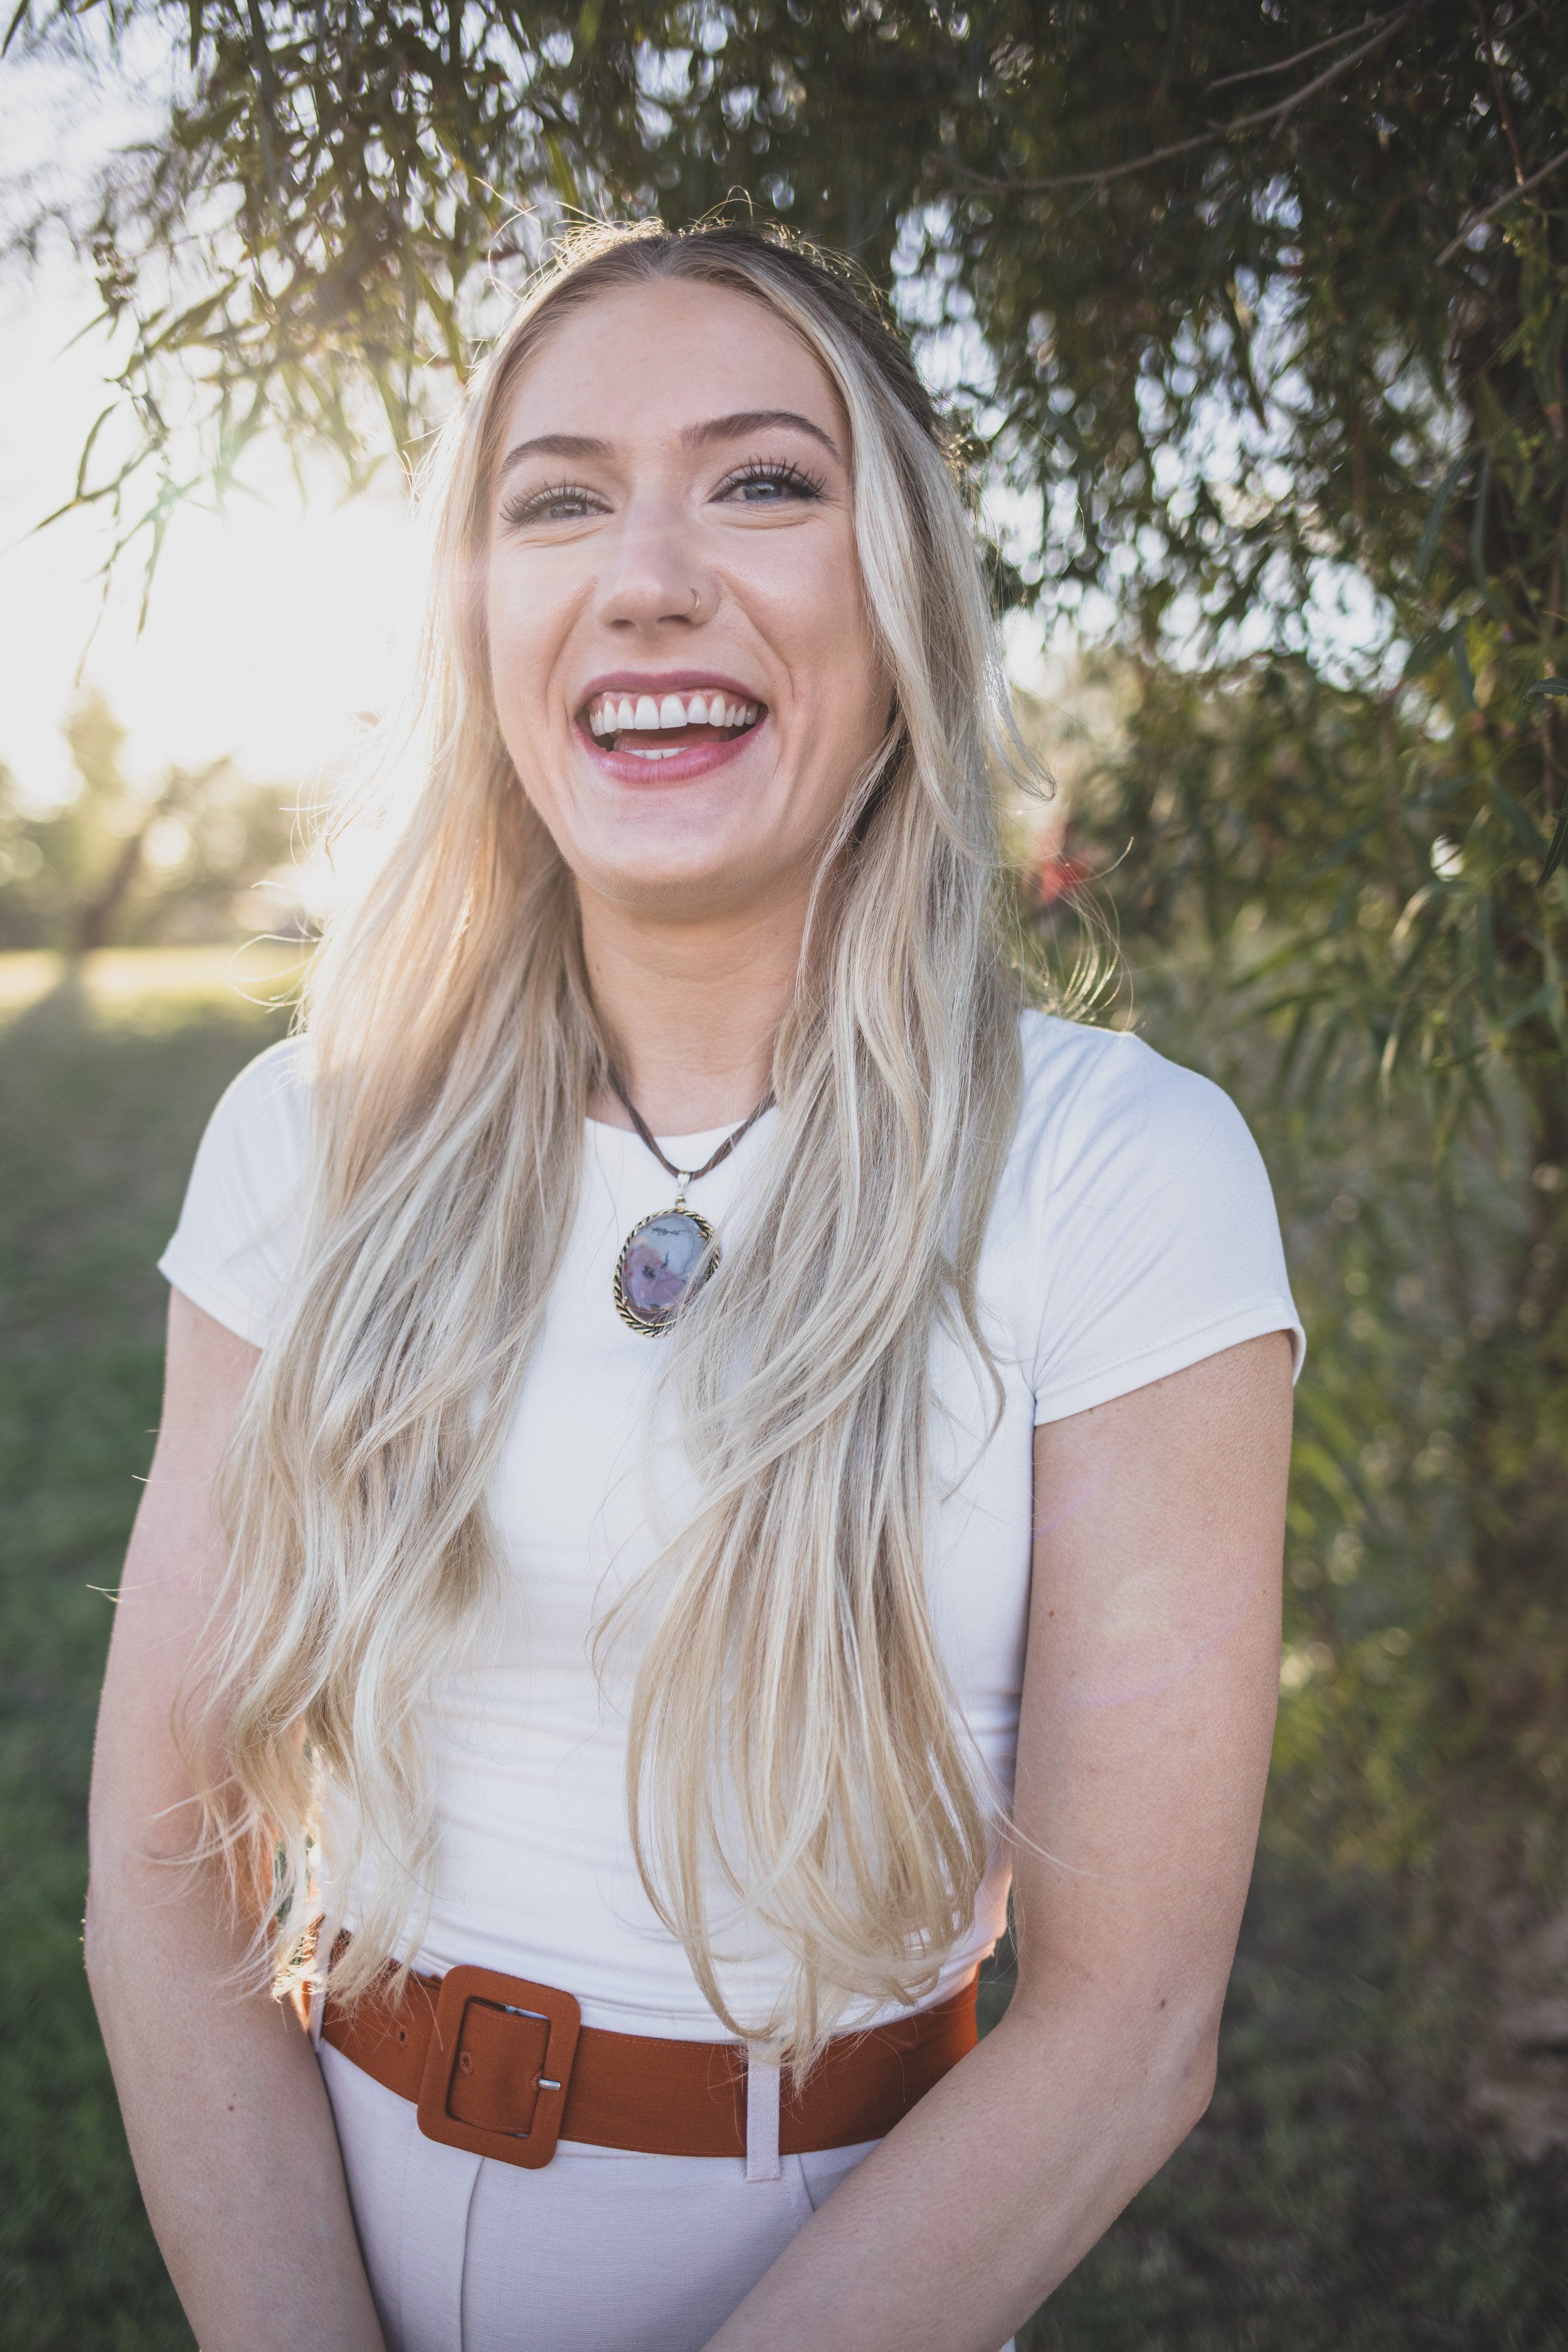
[1542,938,1568,1056]
[1390,883,1439,955]
[1468,445,1491,588]
[1414,448,1472,587]
[1491,779,1548,858]
[1476,897,1500,1019]
[1540,803,1568,890]
[1525,677,1568,701]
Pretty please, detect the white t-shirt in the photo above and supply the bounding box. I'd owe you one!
[159,1009,1303,2041]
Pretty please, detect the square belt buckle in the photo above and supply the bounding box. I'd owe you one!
[415,1964,581,2170]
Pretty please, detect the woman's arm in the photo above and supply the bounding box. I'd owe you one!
[705,1329,1293,2352]
[85,1289,385,2352]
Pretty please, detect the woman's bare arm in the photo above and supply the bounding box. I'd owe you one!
[85,1289,385,2352]
[704,1330,1293,2352]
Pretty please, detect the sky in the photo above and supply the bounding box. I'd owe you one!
[2,367,421,815]
[0,258,421,812]
[0,41,425,814]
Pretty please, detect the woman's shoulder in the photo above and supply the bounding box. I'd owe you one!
[997,1010,1303,1419]
[1012,1006,1248,1186]
[214,1030,314,1119]
[191,1032,314,1198]
[156,1034,314,1348]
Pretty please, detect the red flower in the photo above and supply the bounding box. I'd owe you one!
[1030,829,1093,905]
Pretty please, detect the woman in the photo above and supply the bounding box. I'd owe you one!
[86,221,1300,2352]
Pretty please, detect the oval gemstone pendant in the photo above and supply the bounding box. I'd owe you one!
[613,1209,718,1335]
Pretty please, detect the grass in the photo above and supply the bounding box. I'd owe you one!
[0,955,287,2352]
[1010,1866,1568,2351]
[1,950,1565,2351]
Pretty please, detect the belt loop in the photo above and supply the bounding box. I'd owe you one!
[744,2049,781,2182]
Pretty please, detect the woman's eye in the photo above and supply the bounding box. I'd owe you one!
[719,462,825,506]
[501,484,600,527]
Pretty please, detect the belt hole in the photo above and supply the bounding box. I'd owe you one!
[459,2050,474,2074]
[396,2025,408,2045]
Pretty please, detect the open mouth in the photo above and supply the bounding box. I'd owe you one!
[581,688,764,761]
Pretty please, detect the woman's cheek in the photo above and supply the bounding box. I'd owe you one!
[488,595,553,745]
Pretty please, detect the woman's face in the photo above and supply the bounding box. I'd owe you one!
[484,277,888,922]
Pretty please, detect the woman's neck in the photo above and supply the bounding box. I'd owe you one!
[578,881,810,1135]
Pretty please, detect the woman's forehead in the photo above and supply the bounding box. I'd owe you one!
[496,278,849,458]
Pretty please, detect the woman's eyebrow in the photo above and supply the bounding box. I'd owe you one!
[498,410,842,482]
[681,408,841,457]
[498,430,612,479]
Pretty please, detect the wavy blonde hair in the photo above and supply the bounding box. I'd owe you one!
[196,220,1024,2065]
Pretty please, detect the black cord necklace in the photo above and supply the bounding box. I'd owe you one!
[607,1069,774,1336]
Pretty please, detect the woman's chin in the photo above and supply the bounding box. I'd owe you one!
[552,759,796,913]
[575,830,801,921]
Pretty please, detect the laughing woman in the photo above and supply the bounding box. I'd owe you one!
[85,222,1301,2352]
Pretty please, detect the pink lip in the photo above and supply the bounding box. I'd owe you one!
[581,718,766,787]
[574,669,770,787]
[577,668,767,706]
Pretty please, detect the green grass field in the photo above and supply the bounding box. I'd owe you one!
[2,952,1564,2351]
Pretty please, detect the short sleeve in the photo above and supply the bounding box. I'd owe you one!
[157,1036,312,1348]
[1009,1017,1304,1426]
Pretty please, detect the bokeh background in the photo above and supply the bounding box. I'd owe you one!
[3,5,1567,2345]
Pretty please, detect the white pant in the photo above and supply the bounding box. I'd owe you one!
[321,2043,1015,2352]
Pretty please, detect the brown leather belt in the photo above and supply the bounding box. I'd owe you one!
[319,1956,977,2171]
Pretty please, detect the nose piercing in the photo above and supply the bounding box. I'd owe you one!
[691,587,702,615]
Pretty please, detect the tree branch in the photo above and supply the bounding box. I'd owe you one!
[1437,147,1568,266]
[246,0,283,206]
[1214,7,1422,135]
[953,5,1421,195]
[1207,7,1409,94]
[1470,0,1528,189]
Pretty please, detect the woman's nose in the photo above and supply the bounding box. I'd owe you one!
[591,511,715,632]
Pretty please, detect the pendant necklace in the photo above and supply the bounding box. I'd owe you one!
[607,1069,773,1337]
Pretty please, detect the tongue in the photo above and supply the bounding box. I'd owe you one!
[620,721,744,749]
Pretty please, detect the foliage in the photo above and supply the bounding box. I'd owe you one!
[0,690,299,950]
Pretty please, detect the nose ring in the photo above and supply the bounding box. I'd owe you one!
[691,587,702,616]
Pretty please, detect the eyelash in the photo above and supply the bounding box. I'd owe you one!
[498,455,826,532]
[714,457,827,503]
[499,480,600,529]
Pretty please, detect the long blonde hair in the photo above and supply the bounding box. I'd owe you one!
[198,221,1024,2065]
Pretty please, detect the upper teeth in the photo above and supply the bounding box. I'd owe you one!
[587,691,760,737]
